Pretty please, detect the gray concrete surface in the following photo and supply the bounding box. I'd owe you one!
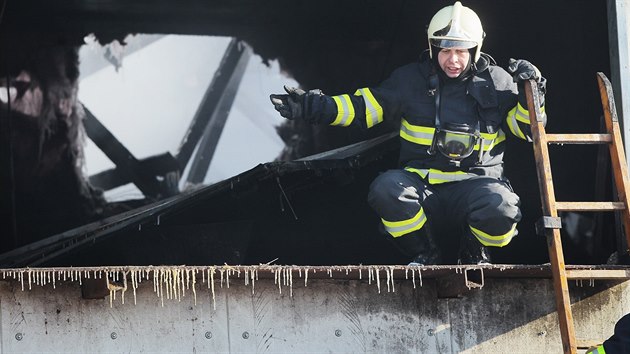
[0,267,627,353]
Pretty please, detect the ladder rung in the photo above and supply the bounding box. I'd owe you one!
[555,201,626,211]
[546,133,612,144]
[566,269,630,279]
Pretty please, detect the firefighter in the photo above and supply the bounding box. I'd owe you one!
[269,1,546,265]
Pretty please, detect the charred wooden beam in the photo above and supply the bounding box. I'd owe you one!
[177,38,249,178]
[83,107,178,199]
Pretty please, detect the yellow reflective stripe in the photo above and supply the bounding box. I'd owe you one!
[592,345,606,354]
[469,223,517,247]
[515,103,532,124]
[515,102,546,124]
[427,170,474,184]
[331,94,356,126]
[507,106,527,140]
[381,207,427,238]
[404,167,429,179]
[474,130,506,152]
[354,88,383,128]
[404,167,476,184]
[400,119,435,145]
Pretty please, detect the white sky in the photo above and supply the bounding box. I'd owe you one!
[78,34,297,201]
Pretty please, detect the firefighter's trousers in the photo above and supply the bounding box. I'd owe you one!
[367,169,521,247]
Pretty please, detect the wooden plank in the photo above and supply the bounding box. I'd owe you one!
[598,72,630,254]
[566,269,630,279]
[546,133,611,144]
[556,201,626,211]
[526,80,577,354]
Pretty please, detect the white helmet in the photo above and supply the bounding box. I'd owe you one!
[427,1,485,62]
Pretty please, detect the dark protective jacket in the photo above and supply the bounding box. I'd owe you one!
[306,51,545,184]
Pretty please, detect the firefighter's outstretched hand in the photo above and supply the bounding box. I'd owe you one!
[270,86,305,120]
[508,59,542,83]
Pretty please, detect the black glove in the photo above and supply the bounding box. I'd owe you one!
[270,86,305,120]
[508,58,541,82]
[508,58,547,95]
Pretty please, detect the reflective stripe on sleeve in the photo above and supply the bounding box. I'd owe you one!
[507,105,527,140]
[381,207,428,238]
[331,94,356,126]
[469,223,517,247]
[354,88,383,128]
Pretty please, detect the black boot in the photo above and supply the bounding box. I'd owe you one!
[391,229,442,266]
[458,230,491,265]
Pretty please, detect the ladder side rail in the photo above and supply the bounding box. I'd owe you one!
[597,72,630,254]
[525,79,577,354]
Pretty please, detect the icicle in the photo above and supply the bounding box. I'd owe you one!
[304,268,309,288]
[274,269,282,295]
[220,269,225,289]
[132,270,138,305]
[210,268,216,310]
[20,271,25,291]
[153,269,158,295]
[192,269,197,306]
[159,269,165,307]
[368,267,372,285]
[386,268,391,293]
[389,267,395,293]
[28,269,32,290]
[250,268,256,294]
[289,268,293,298]
[359,268,362,280]
[376,268,381,294]
[226,269,230,289]
[180,269,185,300]
[405,268,409,280]
[121,272,128,305]
[78,270,82,286]
[418,269,423,287]
[52,271,56,289]
[412,269,416,289]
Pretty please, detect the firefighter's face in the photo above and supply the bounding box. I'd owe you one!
[437,48,470,78]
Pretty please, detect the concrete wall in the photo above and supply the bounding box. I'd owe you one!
[0,273,628,353]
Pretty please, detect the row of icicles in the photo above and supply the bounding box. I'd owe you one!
[0,265,432,308]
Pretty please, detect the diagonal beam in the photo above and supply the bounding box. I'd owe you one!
[176,38,250,176]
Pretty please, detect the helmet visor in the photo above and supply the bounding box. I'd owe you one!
[430,38,476,50]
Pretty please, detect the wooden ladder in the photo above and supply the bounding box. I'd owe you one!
[525,72,630,354]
